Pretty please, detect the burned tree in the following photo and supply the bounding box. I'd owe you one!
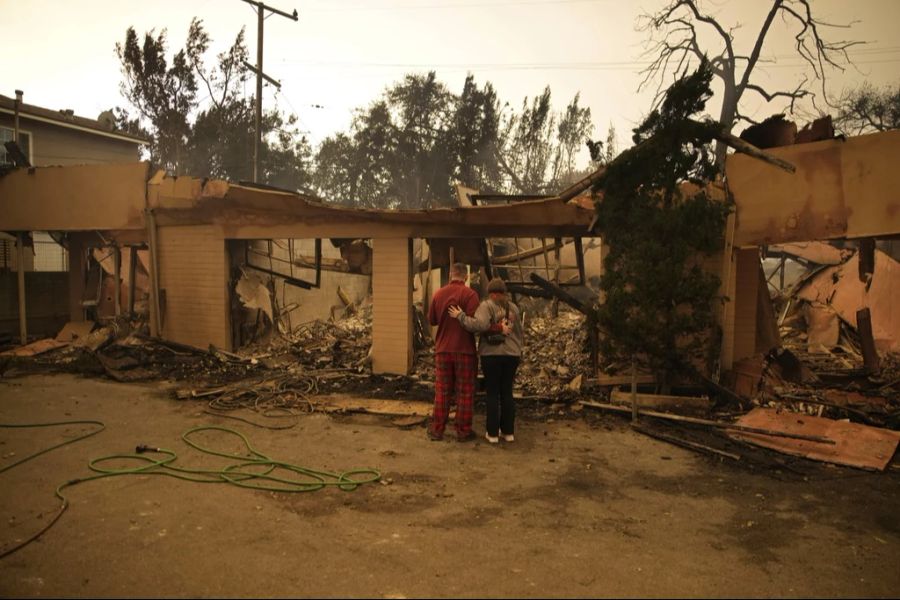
[639,0,862,164]
[834,81,900,135]
[593,61,731,390]
[117,18,312,189]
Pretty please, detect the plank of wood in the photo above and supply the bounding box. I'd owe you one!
[631,424,741,461]
[55,320,96,342]
[580,401,835,444]
[595,373,657,386]
[1,338,69,357]
[610,389,710,412]
[319,395,432,417]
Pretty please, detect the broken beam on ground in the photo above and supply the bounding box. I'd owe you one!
[579,401,835,444]
[631,423,741,461]
[610,389,710,414]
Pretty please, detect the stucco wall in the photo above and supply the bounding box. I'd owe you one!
[157,225,230,350]
[371,238,412,374]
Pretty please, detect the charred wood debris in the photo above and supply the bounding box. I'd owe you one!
[733,243,900,431]
[2,246,898,472]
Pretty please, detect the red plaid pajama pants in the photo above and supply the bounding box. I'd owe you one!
[430,352,476,437]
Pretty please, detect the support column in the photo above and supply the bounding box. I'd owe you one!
[16,233,27,343]
[372,238,413,375]
[146,209,162,337]
[127,246,138,315]
[717,213,737,373]
[113,245,122,316]
[68,234,86,322]
[731,248,761,365]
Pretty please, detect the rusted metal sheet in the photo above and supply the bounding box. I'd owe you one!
[728,407,900,471]
[727,130,900,247]
[768,241,849,265]
[796,250,899,352]
[804,302,840,350]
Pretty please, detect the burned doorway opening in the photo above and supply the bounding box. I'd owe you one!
[229,238,373,350]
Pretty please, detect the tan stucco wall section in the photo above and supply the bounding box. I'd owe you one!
[371,238,413,375]
[0,162,148,231]
[727,129,900,247]
[157,225,230,351]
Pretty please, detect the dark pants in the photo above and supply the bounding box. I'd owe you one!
[481,355,520,436]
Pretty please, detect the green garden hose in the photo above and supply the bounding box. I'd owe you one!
[0,422,381,558]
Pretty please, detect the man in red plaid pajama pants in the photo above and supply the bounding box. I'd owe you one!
[427,263,480,442]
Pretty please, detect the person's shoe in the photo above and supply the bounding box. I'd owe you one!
[484,432,499,444]
[456,431,477,443]
[499,430,515,442]
[427,430,443,441]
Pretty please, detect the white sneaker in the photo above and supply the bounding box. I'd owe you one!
[484,432,499,444]
[500,431,515,442]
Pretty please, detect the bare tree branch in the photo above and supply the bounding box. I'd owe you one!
[779,0,866,105]
[745,78,812,113]
[735,0,783,93]
[638,0,861,166]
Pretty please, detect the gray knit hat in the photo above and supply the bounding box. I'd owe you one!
[487,278,507,294]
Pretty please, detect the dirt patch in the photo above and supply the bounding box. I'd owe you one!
[1,373,899,598]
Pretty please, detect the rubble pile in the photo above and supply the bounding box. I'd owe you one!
[175,370,321,415]
[288,306,373,371]
[737,244,900,429]
[517,308,591,396]
[244,303,435,400]
[1,294,596,403]
[410,304,592,398]
[732,347,900,430]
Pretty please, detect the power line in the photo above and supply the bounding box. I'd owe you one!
[277,43,900,70]
[305,0,609,11]
[273,89,313,136]
[279,55,900,72]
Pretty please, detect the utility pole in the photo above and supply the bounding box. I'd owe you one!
[14,90,27,345]
[240,0,298,183]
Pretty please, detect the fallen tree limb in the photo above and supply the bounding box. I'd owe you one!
[580,400,835,444]
[710,125,796,173]
[528,273,597,319]
[556,166,607,202]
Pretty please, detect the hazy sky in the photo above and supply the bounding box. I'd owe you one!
[3,0,899,161]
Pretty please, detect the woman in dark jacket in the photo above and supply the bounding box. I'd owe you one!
[448,278,524,444]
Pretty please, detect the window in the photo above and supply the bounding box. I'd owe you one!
[0,126,32,165]
[32,232,68,272]
[0,232,67,272]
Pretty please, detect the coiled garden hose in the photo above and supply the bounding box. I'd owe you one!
[0,422,380,558]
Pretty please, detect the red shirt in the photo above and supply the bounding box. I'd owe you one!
[428,280,480,354]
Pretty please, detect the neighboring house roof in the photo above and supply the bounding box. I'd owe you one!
[0,93,148,145]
